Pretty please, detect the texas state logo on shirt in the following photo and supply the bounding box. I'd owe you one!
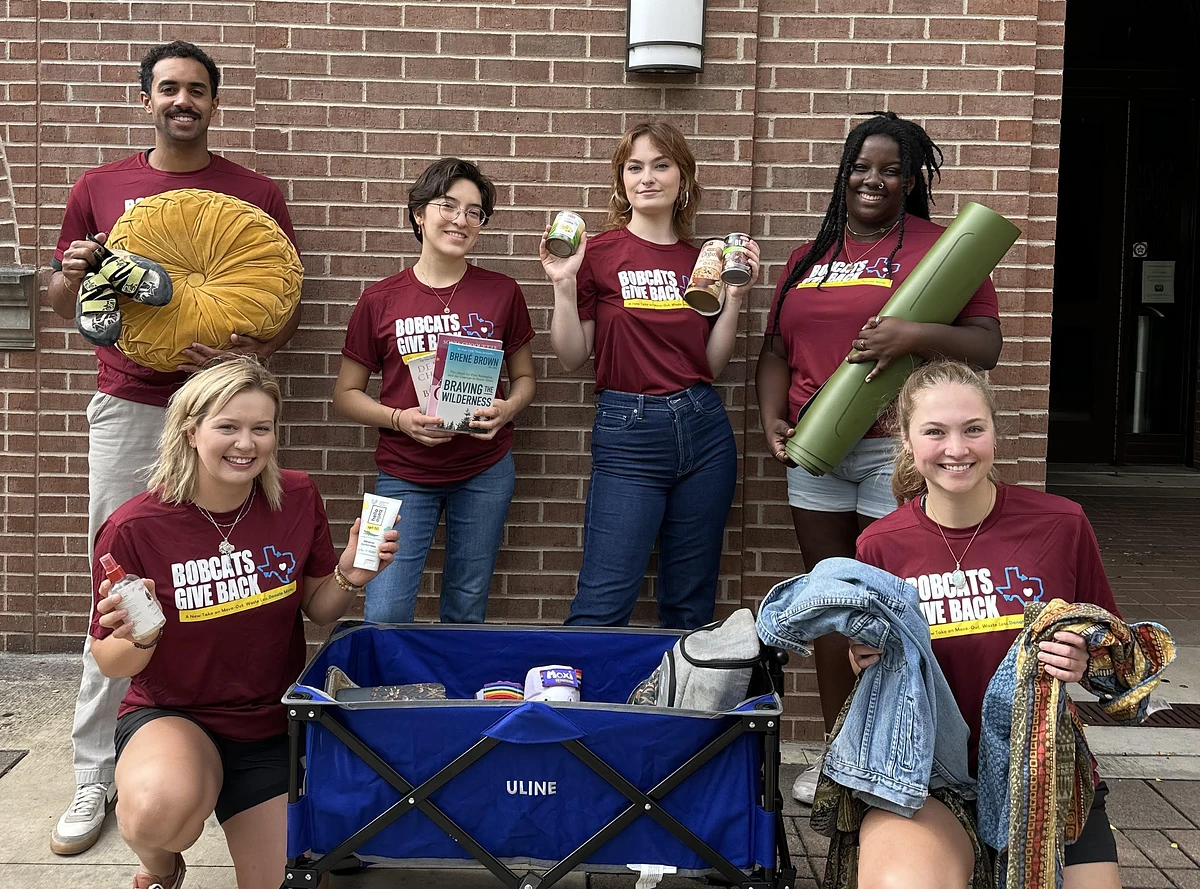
[618,268,688,310]
[393,311,498,364]
[796,256,902,288]
[171,546,298,621]
[905,564,1045,639]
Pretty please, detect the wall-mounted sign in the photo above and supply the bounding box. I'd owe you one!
[1132,242,1148,257]
[1141,260,1175,304]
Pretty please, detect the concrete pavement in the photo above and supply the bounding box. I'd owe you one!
[2,651,1198,888]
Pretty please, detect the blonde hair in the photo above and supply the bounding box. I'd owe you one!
[147,357,285,510]
[605,120,702,242]
[892,360,1001,505]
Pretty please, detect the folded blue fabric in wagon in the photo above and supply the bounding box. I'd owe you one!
[756,557,973,817]
[627,608,762,711]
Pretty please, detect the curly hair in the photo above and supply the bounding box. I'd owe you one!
[139,40,220,97]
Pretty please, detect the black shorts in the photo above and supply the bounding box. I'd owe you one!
[1064,781,1119,866]
[114,707,288,824]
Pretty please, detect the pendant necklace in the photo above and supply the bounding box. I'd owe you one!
[843,220,898,264]
[925,485,995,596]
[196,484,256,556]
[416,263,463,314]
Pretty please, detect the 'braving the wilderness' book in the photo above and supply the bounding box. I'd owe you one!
[425,334,504,433]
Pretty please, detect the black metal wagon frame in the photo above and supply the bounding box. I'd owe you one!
[279,625,797,889]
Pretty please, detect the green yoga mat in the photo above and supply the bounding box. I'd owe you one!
[784,202,1021,475]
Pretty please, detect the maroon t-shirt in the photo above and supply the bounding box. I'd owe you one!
[89,470,337,741]
[341,264,535,485]
[856,483,1120,773]
[54,151,298,408]
[576,228,713,395]
[769,216,1000,435]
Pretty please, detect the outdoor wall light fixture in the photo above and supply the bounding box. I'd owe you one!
[626,0,706,74]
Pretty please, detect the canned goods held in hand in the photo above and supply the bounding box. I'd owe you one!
[684,239,726,316]
[721,232,753,286]
[546,211,585,257]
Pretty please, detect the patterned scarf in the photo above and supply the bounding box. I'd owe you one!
[979,599,1175,889]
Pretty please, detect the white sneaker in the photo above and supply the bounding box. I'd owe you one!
[50,782,115,855]
[792,755,824,806]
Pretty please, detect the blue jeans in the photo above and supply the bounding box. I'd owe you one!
[568,383,737,630]
[364,451,515,624]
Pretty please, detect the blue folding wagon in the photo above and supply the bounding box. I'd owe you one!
[280,622,796,888]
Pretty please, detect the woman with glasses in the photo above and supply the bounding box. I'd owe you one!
[334,157,535,624]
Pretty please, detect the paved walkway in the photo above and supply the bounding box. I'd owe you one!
[778,760,1200,889]
[3,480,1198,887]
[2,652,1197,888]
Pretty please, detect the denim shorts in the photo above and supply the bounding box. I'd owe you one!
[115,707,288,824]
[786,435,897,518]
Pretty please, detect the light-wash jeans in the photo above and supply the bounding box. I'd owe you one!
[364,452,516,624]
[72,392,165,785]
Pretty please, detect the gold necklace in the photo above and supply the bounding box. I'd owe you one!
[925,484,995,596]
[843,221,899,264]
[415,264,464,314]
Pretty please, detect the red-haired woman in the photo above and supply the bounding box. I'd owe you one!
[542,121,758,630]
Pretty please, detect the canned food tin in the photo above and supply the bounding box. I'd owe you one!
[546,211,585,257]
[684,239,726,316]
[721,232,753,286]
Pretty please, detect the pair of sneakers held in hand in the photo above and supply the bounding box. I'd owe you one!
[75,235,173,347]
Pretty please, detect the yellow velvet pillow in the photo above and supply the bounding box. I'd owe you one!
[108,188,303,373]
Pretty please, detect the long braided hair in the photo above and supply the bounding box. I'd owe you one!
[767,112,944,339]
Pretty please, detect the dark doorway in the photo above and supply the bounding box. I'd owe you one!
[1048,2,1200,465]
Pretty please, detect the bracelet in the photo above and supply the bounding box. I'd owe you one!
[390,407,401,431]
[131,625,164,650]
[334,565,365,595]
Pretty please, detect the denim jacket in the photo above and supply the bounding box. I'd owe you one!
[757,557,973,817]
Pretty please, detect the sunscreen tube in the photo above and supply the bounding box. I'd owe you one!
[352,493,402,571]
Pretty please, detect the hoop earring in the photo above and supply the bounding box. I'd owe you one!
[677,189,690,209]
[610,192,630,211]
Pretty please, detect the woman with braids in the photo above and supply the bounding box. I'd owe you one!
[754,112,1002,803]
[542,120,759,629]
[849,361,1120,889]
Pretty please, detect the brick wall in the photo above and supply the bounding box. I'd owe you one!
[0,0,1064,741]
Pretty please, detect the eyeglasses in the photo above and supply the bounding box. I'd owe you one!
[428,201,488,227]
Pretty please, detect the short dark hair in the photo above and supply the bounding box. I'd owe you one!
[407,157,497,242]
[139,41,221,97]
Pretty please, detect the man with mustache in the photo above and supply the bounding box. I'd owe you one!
[46,40,299,857]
